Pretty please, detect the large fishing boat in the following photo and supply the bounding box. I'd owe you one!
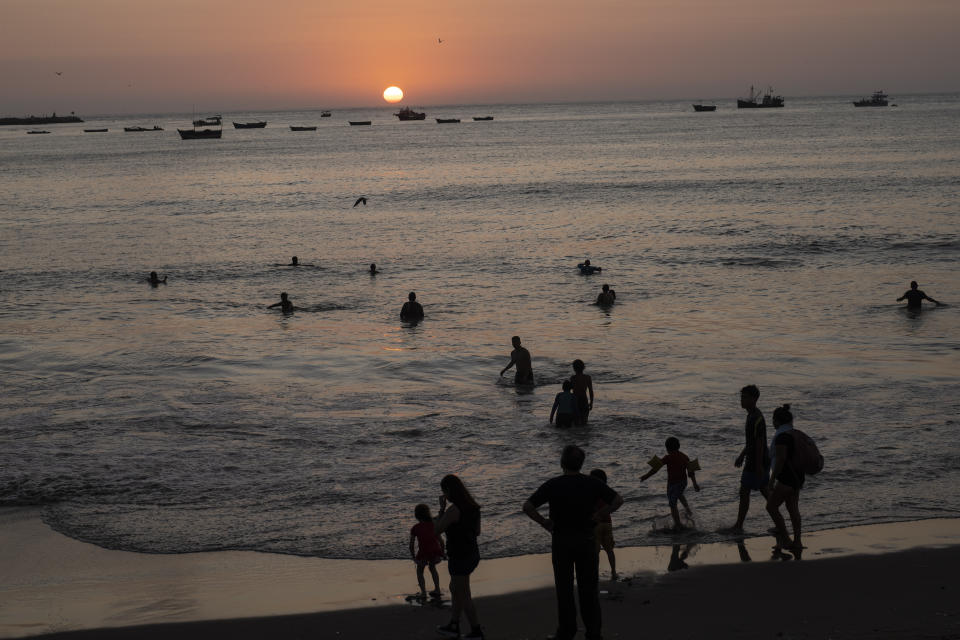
[394,107,426,121]
[737,85,784,108]
[177,128,222,139]
[0,112,83,126]
[853,90,889,107]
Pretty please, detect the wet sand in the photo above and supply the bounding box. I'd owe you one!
[3,508,960,639]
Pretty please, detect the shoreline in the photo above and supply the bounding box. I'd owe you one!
[3,508,960,638]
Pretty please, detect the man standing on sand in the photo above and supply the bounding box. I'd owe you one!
[897,281,942,310]
[500,336,534,385]
[726,384,770,533]
[523,445,623,640]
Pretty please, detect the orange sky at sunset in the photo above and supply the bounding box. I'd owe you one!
[2,0,958,115]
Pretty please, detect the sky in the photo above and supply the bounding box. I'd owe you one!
[1,0,958,115]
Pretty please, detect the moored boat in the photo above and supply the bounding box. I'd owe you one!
[290,126,317,131]
[349,121,372,126]
[737,85,784,108]
[26,130,50,134]
[853,90,889,107]
[1,113,83,126]
[124,126,163,132]
[320,111,332,117]
[436,118,460,123]
[395,107,425,121]
[83,128,109,132]
[177,128,222,140]
[233,121,267,128]
[692,104,717,112]
[472,116,494,121]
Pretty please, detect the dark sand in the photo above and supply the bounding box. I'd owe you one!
[4,509,959,639]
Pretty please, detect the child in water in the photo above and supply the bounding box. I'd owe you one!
[549,380,579,428]
[589,469,618,580]
[641,437,701,531]
[409,503,445,599]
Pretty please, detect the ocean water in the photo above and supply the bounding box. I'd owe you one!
[1,96,958,560]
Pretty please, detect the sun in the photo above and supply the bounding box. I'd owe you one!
[383,86,404,103]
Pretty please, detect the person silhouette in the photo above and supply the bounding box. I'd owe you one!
[268,292,294,313]
[595,284,615,306]
[147,271,167,285]
[897,281,942,310]
[369,263,380,275]
[500,336,534,385]
[400,292,424,321]
[577,259,602,275]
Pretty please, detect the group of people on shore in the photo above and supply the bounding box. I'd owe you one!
[407,382,814,640]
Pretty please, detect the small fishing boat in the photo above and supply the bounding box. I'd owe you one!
[472,116,494,121]
[83,128,109,132]
[193,115,222,126]
[436,118,460,124]
[692,104,717,112]
[26,130,50,134]
[853,90,889,107]
[177,128,222,139]
[737,85,784,108]
[290,126,317,131]
[232,121,267,128]
[349,121,371,126]
[320,111,332,117]
[395,106,425,121]
[124,126,163,132]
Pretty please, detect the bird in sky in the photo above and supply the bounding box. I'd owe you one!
[55,71,63,76]
[438,38,443,44]
[353,197,368,207]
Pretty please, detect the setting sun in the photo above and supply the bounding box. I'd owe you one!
[383,86,404,103]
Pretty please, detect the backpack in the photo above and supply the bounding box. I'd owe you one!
[790,428,824,475]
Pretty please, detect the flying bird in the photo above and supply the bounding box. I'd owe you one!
[353,197,368,207]
[438,38,443,44]
[55,71,63,76]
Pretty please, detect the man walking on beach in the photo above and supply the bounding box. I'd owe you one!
[727,384,770,532]
[523,445,623,640]
[500,336,534,385]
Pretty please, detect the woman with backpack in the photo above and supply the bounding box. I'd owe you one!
[766,404,804,554]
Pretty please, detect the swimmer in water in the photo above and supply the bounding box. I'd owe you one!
[897,281,942,310]
[370,263,380,275]
[596,284,615,306]
[268,292,294,313]
[400,292,424,321]
[275,256,313,267]
[148,271,167,285]
[500,336,534,385]
[578,259,602,275]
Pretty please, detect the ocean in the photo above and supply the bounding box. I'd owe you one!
[1,96,958,560]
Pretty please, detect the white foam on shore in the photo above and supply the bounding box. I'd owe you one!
[2,506,958,638]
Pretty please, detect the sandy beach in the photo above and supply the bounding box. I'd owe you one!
[4,508,959,639]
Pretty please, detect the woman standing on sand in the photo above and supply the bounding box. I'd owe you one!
[766,404,804,555]
[434,475,484,640]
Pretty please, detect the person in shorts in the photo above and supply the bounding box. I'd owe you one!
[641,437,700,531]
[434,475,484,640]
[409,503,445,599]
[589,469,618,580]
[727,384,770,532]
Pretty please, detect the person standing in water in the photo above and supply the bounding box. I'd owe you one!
[897,281,942,310]
[268,292,294,313]
[726,384,770,532]
[369,263,380,275]
[147,271,167,285]
[500,336,534,385]
[595,284,615,306]
[570,360,594,425]
[400,292,424,321]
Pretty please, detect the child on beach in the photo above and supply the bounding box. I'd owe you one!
[589,469,618,580]
[409,503,445,599]
[549,380,579,428]
[641,437,701,531]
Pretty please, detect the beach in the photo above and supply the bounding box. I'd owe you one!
[4,508,960,639]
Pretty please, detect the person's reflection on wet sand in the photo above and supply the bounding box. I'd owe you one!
[668,544,696,572]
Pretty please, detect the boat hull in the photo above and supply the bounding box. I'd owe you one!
[290,126,317,131]
[232,121,267,128]
[436,118,460,123]
[472,116,494,121]
[349,121,371,126]
[177,128,222,139]
[692,104,717,112]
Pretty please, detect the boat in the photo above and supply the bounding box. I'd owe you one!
[83,128,109,132]
[320,111,332,117]
[124,126,164,131]
[349,121,371,126]
[290,126,317,131]
[1,112,83,126]
[233,121,267,128]
[193,115,222,126]
[394,106,425,121]
[737,85,784,108]
[26,130,50,134]
[436,118,460,124]
[177,128,222,139]
[472,116,494,121]
[692,104,717,112]
[853,90,889,107]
